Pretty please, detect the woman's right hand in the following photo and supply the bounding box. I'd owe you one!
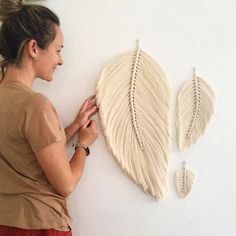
[78,119,98,146]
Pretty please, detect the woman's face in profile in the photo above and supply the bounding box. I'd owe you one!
[36,25,64,82]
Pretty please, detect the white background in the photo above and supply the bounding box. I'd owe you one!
[33,0,236,235]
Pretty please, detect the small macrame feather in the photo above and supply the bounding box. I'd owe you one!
[175,162,195,198]
[176,68,215,151]
[95,45,171,200]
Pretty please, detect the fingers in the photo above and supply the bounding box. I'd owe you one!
[81,119,97,129]
[80,95,97,112]
[84,105,99,119]
[81,119,91,129]
[87,95,96,101]
[89,120,97,129]
[88,95,96,104]
[78,119,98,146]
[75,95,98,129]
[85,96,96,110]
[89,107,99,117]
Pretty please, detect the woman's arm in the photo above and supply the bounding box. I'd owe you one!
[35,120,98,197]
[65,95,98,143]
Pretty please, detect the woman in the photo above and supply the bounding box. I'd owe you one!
[0,0,98,235]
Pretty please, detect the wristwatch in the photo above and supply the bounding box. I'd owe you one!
[74,144,90,156]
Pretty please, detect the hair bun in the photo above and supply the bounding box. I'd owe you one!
[0,0,24,22]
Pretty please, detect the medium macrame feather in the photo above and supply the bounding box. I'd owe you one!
[175,162,195,198]
[95,46,171,199]
[176,68,215,151]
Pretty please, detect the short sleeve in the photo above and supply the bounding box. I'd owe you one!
[23,93,64,153]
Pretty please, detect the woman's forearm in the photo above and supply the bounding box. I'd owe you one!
[59,148,87,197]
[69,148,87,190]
[64,122,80,143]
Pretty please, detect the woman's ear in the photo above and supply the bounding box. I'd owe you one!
[27,39,39,60]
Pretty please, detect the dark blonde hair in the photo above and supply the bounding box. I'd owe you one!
[0,0,60,77]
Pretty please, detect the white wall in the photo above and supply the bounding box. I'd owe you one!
[33,0,236,235]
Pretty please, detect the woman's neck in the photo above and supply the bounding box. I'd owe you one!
[1,64,35,89]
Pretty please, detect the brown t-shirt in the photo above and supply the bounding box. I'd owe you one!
[0,81,72,231]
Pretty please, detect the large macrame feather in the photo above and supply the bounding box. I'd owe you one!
[176,68,215,151]
[95,46,171,199]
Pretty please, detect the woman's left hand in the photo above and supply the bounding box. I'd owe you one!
[65,95,99,143]
[73,95,98,129]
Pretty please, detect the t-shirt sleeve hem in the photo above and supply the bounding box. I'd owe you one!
[32,137,63,153]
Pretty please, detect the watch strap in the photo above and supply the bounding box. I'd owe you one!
[74,144,90,156]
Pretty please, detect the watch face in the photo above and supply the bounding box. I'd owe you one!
[85,147,90,156]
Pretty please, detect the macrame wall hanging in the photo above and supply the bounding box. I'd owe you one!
[176,68,215,151]
[175,161,195,198]
[95,42,171,200]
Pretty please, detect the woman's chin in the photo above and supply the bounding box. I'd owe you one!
[38,76,53,82]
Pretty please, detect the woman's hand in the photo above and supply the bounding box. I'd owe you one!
[74,95,98,129]
[78,119,98,146]
[65,95,99,143]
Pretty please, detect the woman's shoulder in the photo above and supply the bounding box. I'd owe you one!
[26,92,53,109]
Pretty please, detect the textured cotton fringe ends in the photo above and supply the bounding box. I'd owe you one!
[95,46,171,200]
[176,68,215,151]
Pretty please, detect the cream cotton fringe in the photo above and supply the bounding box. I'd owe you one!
[95,46,171,200]
[176,68,215,151]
